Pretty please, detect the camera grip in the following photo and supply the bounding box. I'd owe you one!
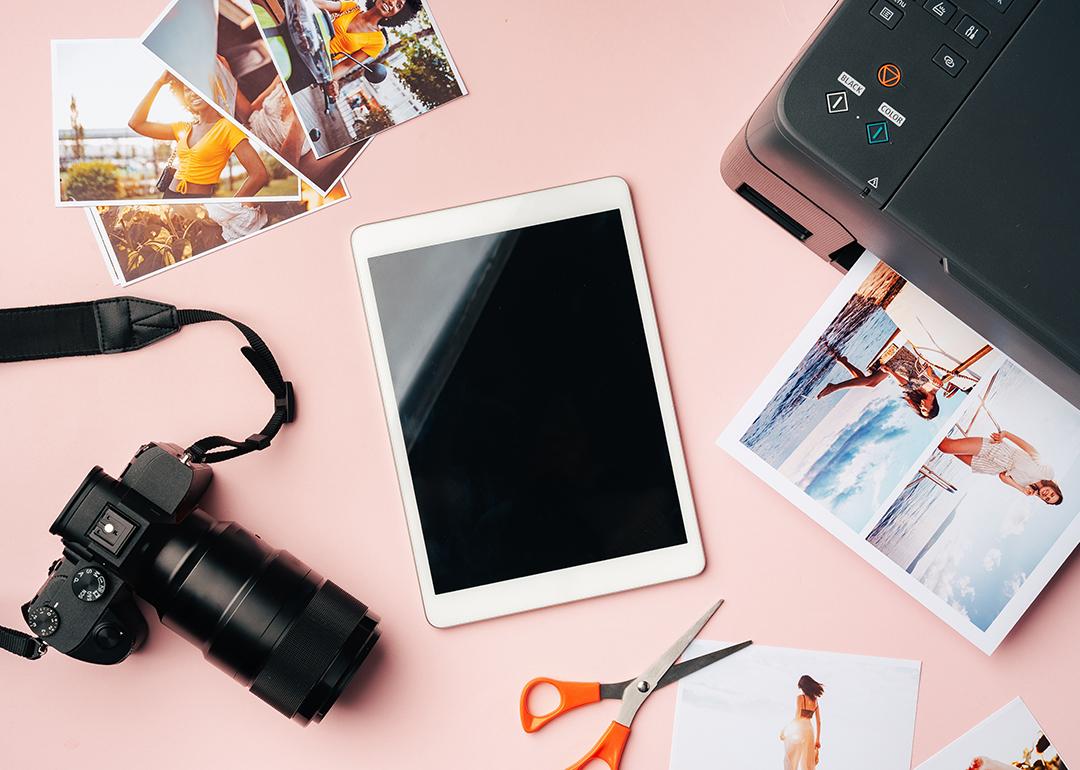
[22,557,147,665]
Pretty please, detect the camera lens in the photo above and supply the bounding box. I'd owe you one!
[142,509,379,724]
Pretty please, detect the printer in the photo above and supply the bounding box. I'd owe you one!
[722,0,1079,406]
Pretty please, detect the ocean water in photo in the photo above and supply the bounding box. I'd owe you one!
[868,452,968,570]
[741,298,898,466]
[739,264,971,531]
[867,361,1080,631]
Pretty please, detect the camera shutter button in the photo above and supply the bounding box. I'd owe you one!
[94,624,125,650]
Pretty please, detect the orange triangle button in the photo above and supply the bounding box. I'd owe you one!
[878,63,902,88]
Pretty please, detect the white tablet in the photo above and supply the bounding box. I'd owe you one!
[352,177,704,627]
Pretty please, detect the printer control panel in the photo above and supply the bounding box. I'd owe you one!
[778,0,1036,206]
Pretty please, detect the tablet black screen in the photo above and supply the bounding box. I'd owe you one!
[369,210,688,594]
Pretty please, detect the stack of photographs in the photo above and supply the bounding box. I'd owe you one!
[720,253,1080,654]
[52,0,466,284]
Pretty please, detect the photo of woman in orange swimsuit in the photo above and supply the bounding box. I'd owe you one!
[129,72,270,200]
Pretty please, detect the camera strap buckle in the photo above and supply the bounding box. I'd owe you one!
[276,382,296,424]
[0,625,48,661]
[174,309,296,465]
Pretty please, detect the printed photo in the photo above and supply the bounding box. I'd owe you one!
[142,0,370,195]
[250,0,466,158]
[869,360,1080,634]
[914,699,1068,770]
[719,253,1080,653]
[52,39,301,207]
[736,257,995,531]
[88,181,347,284]
[669,642,921,770]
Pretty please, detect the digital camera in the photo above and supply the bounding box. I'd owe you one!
[22,442,379,724]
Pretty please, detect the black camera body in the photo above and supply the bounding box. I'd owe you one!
[23,555,147,665]
[23,443,211,664]
[23,443,380,724]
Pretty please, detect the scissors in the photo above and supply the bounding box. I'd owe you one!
[519,599,751,769]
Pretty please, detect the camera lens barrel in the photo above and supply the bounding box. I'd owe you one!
[143,509,379,724]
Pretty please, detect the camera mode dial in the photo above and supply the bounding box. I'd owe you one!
[72,567,108,602]
[26,605,60,637]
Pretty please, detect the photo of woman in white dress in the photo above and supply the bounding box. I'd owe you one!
[780,675,824,770]
[938,431,1064,506]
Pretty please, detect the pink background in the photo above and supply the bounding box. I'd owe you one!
[2,1,1077,767]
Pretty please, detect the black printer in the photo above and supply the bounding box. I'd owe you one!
[722,0,1079,406]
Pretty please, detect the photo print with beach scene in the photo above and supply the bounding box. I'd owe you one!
[88,181,348,284]
[720,253,1080,653]
[869,358,1080,637]
[249,0,466,158]
[142,0,370,195]
[914,698,1069,770]
[53,39,302,207]
[669,642,921,770]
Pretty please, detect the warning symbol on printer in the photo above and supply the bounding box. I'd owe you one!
[867,177,880,189]
[877,63,902,88]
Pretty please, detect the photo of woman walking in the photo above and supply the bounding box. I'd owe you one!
[129,73,269,200]
[937,432,1063,506]
[668,642,919,770]
[780,676,824,770]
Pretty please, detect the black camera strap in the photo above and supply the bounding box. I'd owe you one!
[0,297,296,660]
[0,297,295,463]
[0,626,47,660]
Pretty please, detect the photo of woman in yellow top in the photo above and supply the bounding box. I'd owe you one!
[318,0,419,59]
[285,0,421,93]
[129,73,270,200]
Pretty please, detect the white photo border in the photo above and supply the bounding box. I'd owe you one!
[718,253,1080,654]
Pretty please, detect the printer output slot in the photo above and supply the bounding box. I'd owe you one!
[827,241,864,272]
[736,184,812,242]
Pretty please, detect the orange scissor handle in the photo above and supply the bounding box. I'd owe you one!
[519,678,602,733]
[566,721,632,770]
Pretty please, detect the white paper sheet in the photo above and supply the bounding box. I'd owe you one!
[669,641,921,770]
[914,698,1068,770]
[719,253,1080,654]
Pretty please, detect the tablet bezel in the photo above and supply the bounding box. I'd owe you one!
[352,177,704,627]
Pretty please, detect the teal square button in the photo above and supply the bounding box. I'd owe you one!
[866,121,890,145]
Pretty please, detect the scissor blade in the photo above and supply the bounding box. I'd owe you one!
[613,599,724,727]
[600,639,752,698]
[657,639,753,688]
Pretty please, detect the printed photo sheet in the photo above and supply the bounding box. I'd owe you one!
[669,641,921,770]
[720,253,1080,653]
[914,698,1069,770]
[88,182,348,285]
[53,39,302,207]
[246,0,467,158]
